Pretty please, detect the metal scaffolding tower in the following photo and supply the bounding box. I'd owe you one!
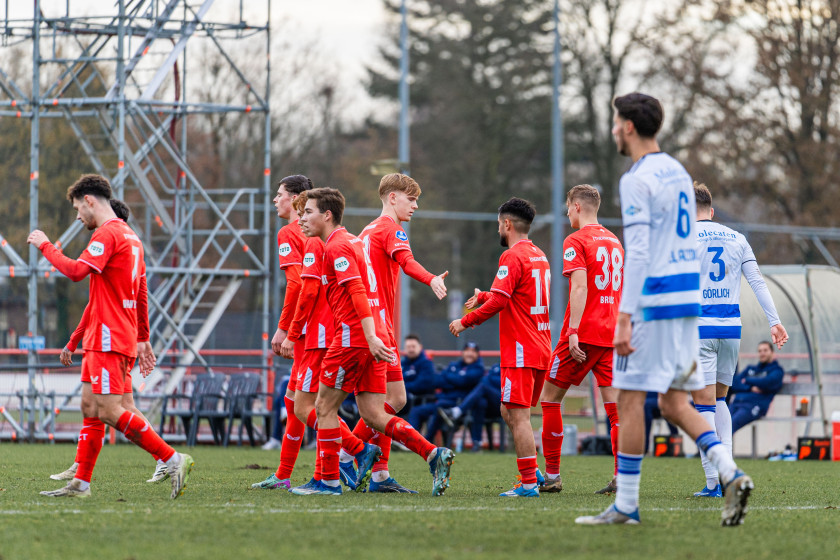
[0,1,272,440]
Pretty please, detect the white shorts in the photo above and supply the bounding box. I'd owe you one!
[612,317,703,393]
[698,338,740,387]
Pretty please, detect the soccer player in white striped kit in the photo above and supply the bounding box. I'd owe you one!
[576,93,753,527]
[691,182,788,497]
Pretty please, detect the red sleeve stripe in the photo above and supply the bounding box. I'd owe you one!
[490,287,511,298]
[278,261,303,269]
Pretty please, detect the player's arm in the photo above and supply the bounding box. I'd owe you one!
[464,288,491,310]
[451,256,519,336]
[280,275,320,359]
[272,264,302,354]
[614,176,650,356]
[61,303,91,366]
[27,231,92,282]
[567,269,588,363]
[345,277,395,363]
[741,254,788,349]
[136,273,156,377]
[393,249,448,300]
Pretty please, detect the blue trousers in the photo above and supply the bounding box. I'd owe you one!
[730,402,765,434]
[459,380,501,445]
[408,397,458,440]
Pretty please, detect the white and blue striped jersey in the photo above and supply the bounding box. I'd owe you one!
[618,152,701,322]
[696,221,780,339]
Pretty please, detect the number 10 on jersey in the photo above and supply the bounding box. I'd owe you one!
[530,269,551,315]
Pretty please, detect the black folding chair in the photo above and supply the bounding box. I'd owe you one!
[224,372,273,447]
[159,373,225,446]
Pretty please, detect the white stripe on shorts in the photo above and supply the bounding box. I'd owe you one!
[101,366,111,395]
[502,377,512,402]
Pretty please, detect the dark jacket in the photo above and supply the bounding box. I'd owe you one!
[730,359,784,413]
[440,357,485,400]
[485,363,502,388]
[403,350,439,396]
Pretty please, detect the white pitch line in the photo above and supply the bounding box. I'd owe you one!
[0,504,832,516]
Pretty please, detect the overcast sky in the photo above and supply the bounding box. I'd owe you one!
[12,1,387,80]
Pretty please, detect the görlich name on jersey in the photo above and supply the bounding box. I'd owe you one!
[703,288,730,299]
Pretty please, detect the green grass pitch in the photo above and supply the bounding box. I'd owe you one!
[0,444,837,560]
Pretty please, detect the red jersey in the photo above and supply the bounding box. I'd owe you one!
[277,219,306,270]
[560,223,624,347]
[323,227,376,349]
[77,218,145,357]
[357,216,410,333]
[300,236,335,350]
[490,240,552,369]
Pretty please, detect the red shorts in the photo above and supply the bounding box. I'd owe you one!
[546,342,613,389]
[501,367,546,408]
[81,351,135,396]
[320,346,386,395]
[295,348,326,393]
[287,336,307,392]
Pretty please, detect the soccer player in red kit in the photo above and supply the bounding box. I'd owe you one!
[350,173,449,493]
[29,174,192,499]
[298,187,454,496]
[539,185,624,495]
[450,197,551,497]
[51,200,169,485]
[252,175,313,490]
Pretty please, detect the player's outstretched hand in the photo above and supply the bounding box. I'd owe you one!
[568,334,586,363]
[464,288,482,310]
[368,335,396,364]
[430,271,449,300]
[27,230,49,249]
[770,323,788,349]
[60,347,73,366]
[613,314,635,356]
[271,328,287,356]
[137,341,156,377]
[449,319,466,337]
[279,337,294,359]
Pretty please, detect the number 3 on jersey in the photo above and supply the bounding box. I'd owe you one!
[708,246,725,282]
[530,269,551,315]
[594,246,623,291]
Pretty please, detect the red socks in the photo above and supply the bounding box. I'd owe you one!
[116,411,175,462]
[604,401,620,476]
[75,417,105,483]
[361,402,396,472]
[541,401,563,476]
[314,438,322,481]
[352,416,377,441]
[306,408,366,456]
[275,396,305,480]
[385,416,436,459]
[517,456,538,485]
[318,427,342,482]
